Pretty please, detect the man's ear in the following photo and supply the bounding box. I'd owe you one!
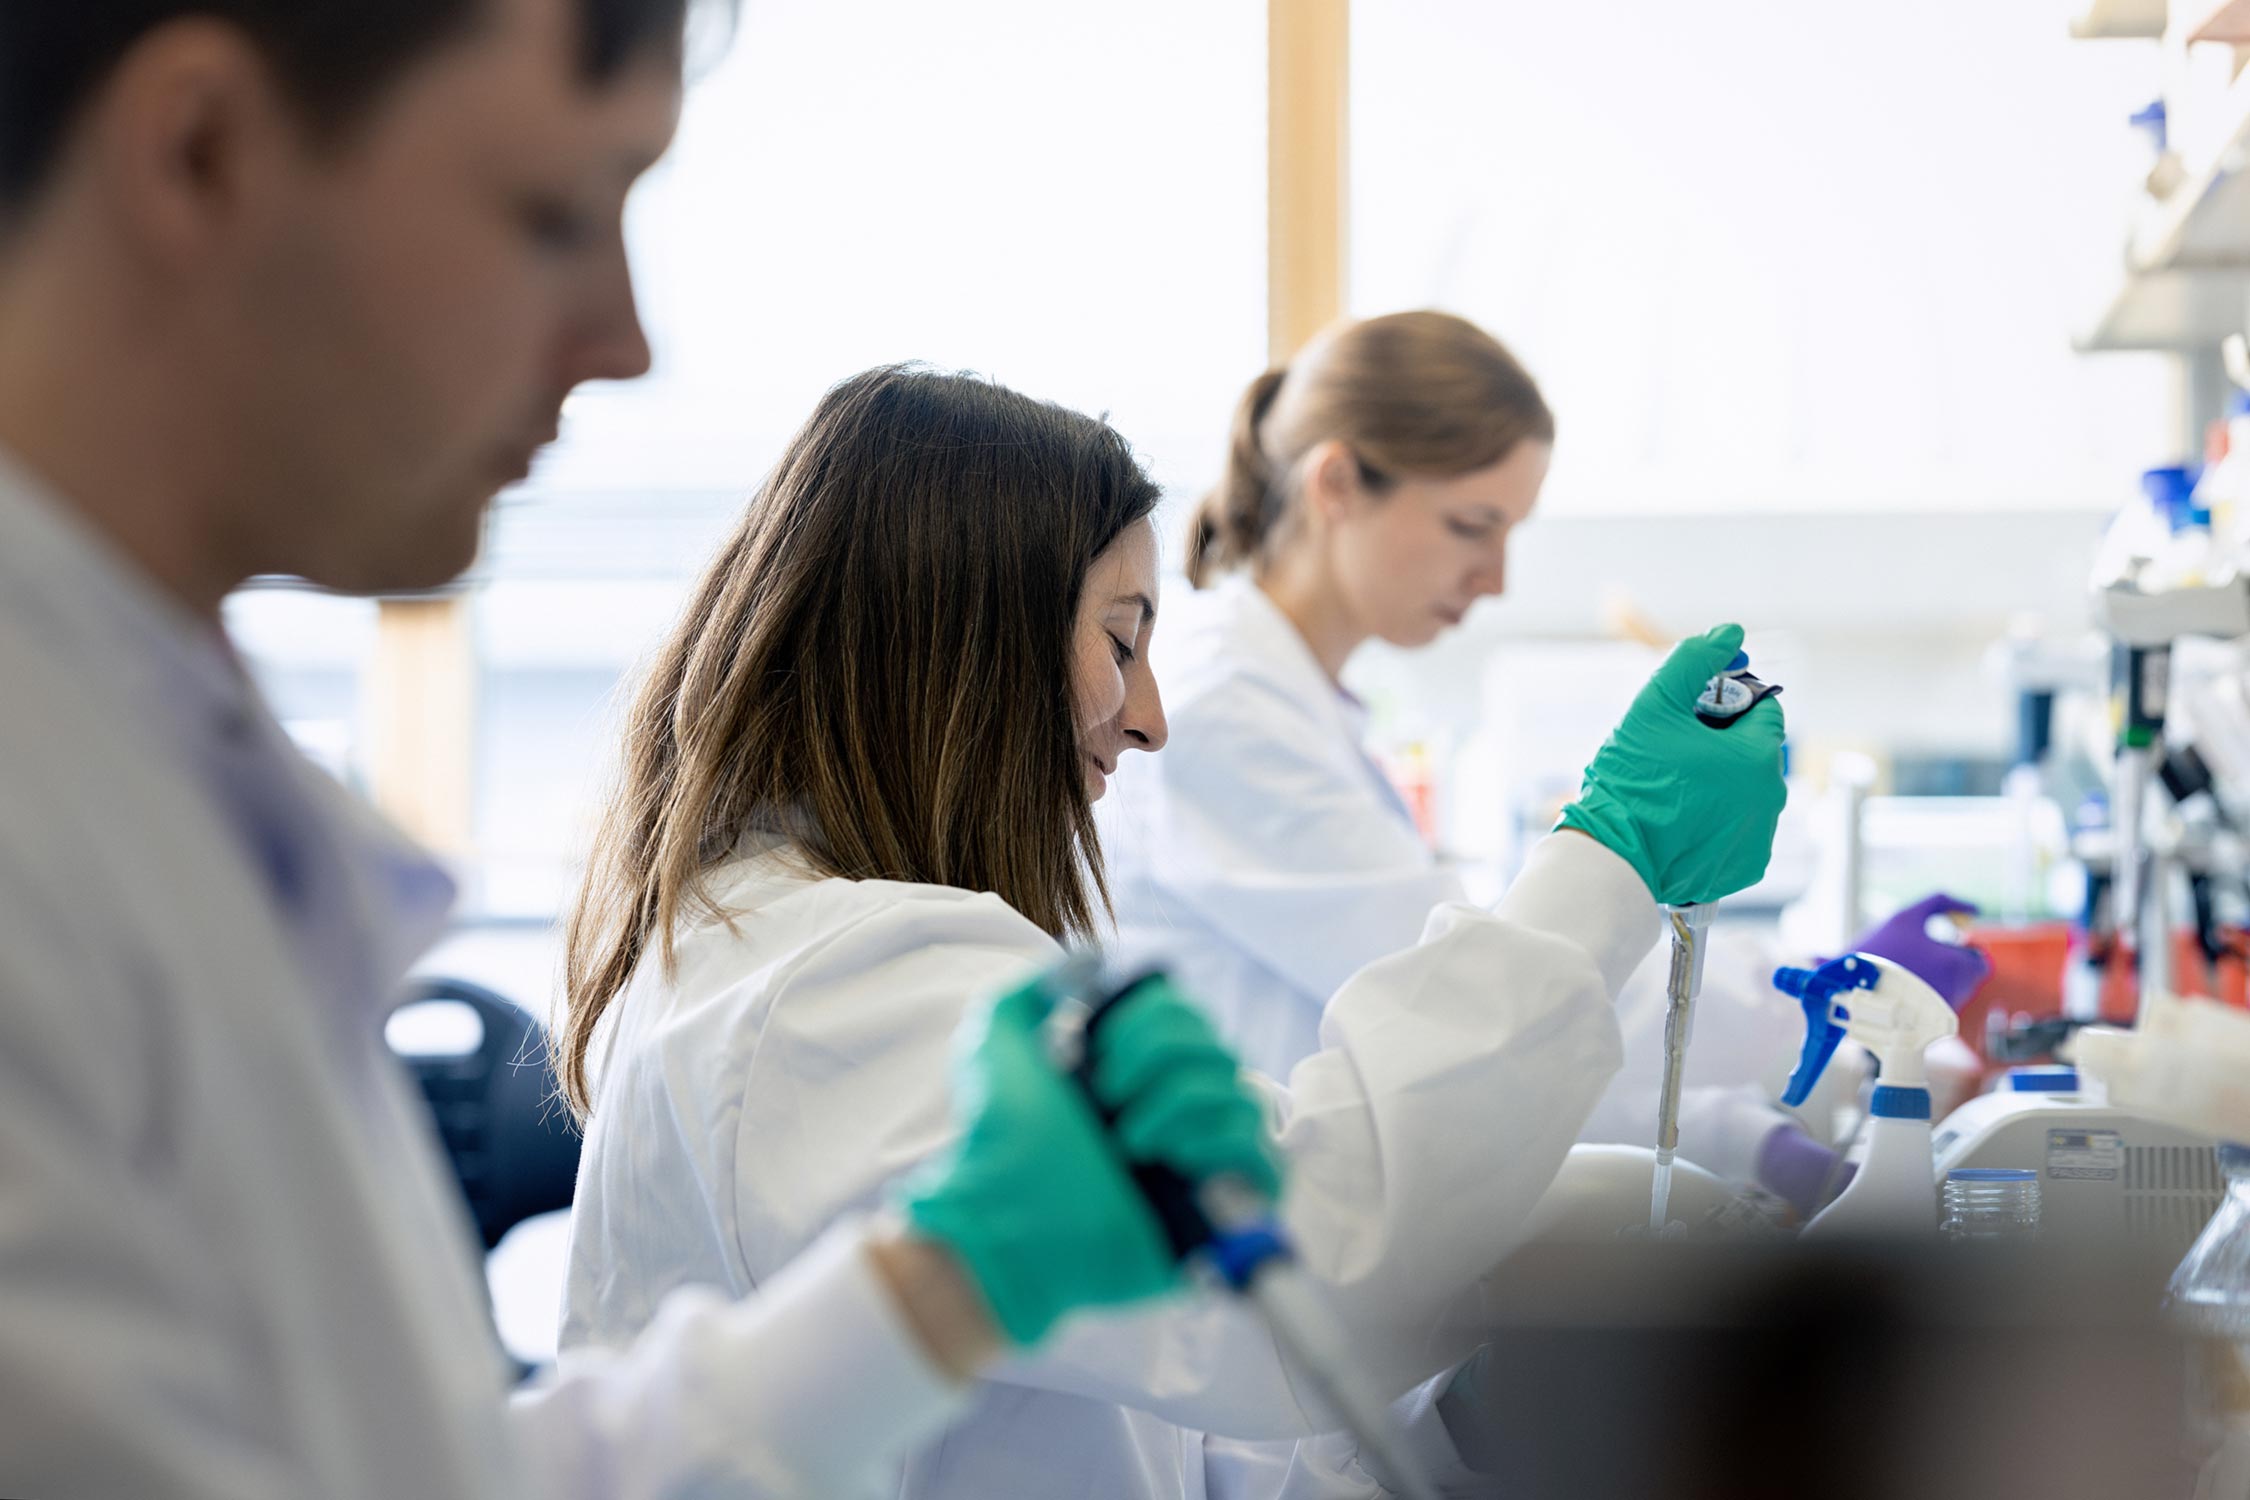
[86,18,302,276]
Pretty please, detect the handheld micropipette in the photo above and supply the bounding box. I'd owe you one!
[1047,964,1447,1500]
[1649,651,1783,1233]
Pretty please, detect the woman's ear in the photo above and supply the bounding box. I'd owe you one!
[1300,439,1361,525]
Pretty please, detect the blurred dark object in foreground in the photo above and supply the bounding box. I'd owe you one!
[1430,1237,2191,1500]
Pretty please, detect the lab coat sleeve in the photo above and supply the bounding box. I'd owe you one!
[1136,676,1463,1002]
[511,1220,967,1500]
[0,859,309,1500]
[1016,834,1657,1437]
[728,837,1652,1445]
[0,839,966,1500]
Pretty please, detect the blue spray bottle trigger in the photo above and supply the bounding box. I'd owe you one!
[1774,955,1884,1107]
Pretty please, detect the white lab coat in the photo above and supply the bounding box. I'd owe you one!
[1102,575,1461,1076]
[0,459,964,1500]
[1102,574,1789,1183]
[561,827,1657,1500]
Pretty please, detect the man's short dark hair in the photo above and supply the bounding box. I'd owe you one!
[0,0,706,211]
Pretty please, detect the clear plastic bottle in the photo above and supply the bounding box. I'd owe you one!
[1939,1168,2041,1241]
[2169,1146,2250,1471]
[2172,1146,2250,1337]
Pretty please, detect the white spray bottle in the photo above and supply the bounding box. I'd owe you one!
[1772,953,1960,1239]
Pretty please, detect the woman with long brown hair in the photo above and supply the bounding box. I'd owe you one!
[553,363,1784,1498]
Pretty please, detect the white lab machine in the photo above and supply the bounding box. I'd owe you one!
[1931,1078,2223,1259]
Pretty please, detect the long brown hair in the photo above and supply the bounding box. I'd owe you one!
[557,365,1162,1118]
[1185,310,1555,587]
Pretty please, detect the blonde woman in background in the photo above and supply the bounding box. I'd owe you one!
[1101,311,1865,1208]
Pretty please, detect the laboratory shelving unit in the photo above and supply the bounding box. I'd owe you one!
[2078,1,2250,440]
[2080,1,2250,351]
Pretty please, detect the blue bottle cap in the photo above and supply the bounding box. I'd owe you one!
[1947,1168,2037,1182]
[2143,466,2198,528]
[1870,1085,1931,1121]
[2006,1067,2081,1092]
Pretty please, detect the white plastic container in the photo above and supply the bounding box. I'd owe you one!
[1806,1091,1940,1239]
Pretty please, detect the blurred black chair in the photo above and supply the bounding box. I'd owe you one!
[389,976,581,1251]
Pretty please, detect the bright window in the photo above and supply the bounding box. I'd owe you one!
[1351,0,2176,514]
[235,0,1270,935]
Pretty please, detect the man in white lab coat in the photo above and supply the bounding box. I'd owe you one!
[0,3,1286,1496]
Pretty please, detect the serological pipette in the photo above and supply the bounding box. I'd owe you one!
[1650,651,1783,1233]
[1650,901,1713,1231]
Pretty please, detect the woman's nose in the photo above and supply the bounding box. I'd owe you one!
[1122,670,1168,752]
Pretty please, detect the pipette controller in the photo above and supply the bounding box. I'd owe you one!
[1045,963,1446,1500]
[1694,650,1781,728]
[1650,651,1784,1232]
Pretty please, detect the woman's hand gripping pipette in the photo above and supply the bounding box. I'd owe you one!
[1651,648,1785,1229]
[1557,625,1788,908]
[1554,627,1787,1231]
[1048,964,1453,1500]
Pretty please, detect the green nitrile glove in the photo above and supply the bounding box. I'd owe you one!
[898,972,1280,1348]
[1555,622,1788,906]
[1089,978,1281,1201]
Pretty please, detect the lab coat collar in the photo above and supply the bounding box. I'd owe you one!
[0,444,247,739]
[1206,572,1373,741]
[0,444,456,1022]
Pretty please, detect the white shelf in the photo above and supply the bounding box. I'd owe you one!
[2127,72,2250,268]
[2071,0,2168,38]
[2080,65,2250,348]
[2079,264,2250,349]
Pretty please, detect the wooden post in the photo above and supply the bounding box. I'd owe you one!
[366,596,475,858]
[1268,0,1351,364]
